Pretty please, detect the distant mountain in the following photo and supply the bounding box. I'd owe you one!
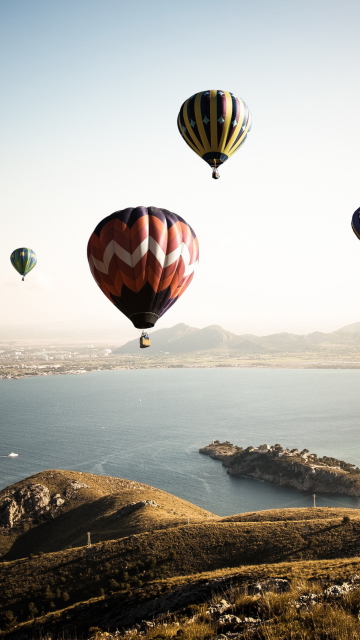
[114,323,240,354]
[114,322,360,355]
[336,321,360,333]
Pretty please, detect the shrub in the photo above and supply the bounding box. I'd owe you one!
[4,610,17,629]
[44,584,54,600]
[28,602,38,618]
[109,579,119,590]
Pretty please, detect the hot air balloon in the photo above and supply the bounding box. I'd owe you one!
[351,207,360,240]
[87,207,199,347]
[177,90,251,179]
[10,248,37,281]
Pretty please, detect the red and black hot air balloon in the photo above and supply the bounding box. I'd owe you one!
[87,206,199,347]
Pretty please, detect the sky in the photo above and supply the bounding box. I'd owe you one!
[1,0,360,343]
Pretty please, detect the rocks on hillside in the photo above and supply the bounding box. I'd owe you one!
[295,575,360,608]
[114,573,360,638]
[0,484,64,528]
[248,578,291,594]
[0,478,89,529]
[64,479,90,499]
[207,599,232,617]
[113,500,159,519]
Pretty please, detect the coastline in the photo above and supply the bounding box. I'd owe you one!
[200,442,360,498]
[3,358,360,380]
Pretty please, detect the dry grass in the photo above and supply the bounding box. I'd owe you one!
[224,506,360,522]
[25,578,360,640]
[2,507,360,631]
[3,562,360,639]
[111,578,360,640]
[3,471,360,638]
[0,470,218,560]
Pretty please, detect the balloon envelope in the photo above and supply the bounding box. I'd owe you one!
[87,206,199,329]
[177,90,251,176]
[10,248,37,279]
[351,207,360,240]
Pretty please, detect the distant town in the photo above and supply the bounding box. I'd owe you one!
[0,342,281,379]
[2,320,360,378]
[0,343,154,379]
[2,341,360,379]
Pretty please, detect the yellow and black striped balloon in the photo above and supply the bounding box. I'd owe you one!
[177,90,251,178]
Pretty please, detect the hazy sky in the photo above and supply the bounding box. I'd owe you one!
[1,0,360,343]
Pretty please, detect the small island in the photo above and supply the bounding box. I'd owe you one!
[199,441,360,497]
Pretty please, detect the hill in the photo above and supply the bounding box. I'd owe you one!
[4,556,360,639]
[0,470,217,561]
[336,321,360,333]
[2,471,360,637]
[114,323,237,354]
[114,322,360,356]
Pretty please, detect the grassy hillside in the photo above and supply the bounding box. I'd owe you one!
[224,506,360,521]
[2,471,360,638]
[2,505,360,632]
[0,470,217,560]
[3,544,360,638]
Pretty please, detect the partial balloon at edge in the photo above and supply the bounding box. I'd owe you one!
[87,206,199,332]
[351,207,360,240]
[10,248,37,281]
[177,89,251,179]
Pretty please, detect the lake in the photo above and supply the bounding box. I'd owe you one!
[1,368,360,516]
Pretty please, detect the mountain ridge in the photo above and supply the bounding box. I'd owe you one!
[114,321,360,355]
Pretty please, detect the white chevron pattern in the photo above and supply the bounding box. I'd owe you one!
[90,237,198,276]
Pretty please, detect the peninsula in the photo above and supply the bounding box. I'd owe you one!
[199,441,360,497]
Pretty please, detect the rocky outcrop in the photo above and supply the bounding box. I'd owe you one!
[295,575,360,608]
[248,578,291,594]
[64,479,89,499]
[199,441,239,461]
[0,484,66,528]
[200,443,360,497]
[112,500,159,519]
[0,478,91,528]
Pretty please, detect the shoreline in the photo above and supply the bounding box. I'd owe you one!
[200,442,360,498]
[3,359,360,380]
[3,360,360,380]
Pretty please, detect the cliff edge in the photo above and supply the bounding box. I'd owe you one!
[200,442,360,496]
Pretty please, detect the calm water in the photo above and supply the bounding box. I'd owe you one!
[1,368,360,516]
